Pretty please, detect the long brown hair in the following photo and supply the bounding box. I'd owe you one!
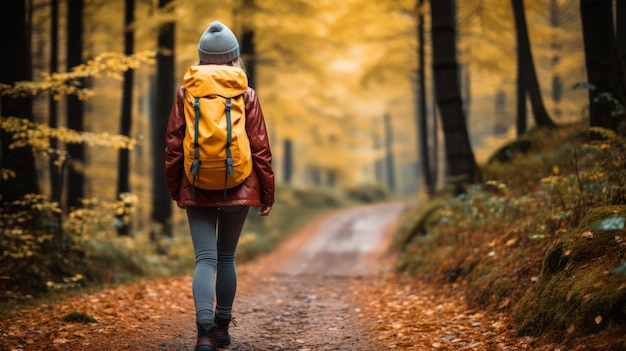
[198,57,247,74]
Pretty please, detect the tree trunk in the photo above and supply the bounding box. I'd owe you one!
[49,0,62,204]
[283,139,292,184]
[117,0,135,236]
[550,0,562,118]
[66,0,85,209]
[429,0,480,194]
[462,60,471,119]
[615,0,626,92]
[241,30,256,89]
[494,90,509,134]
[384,113,396,193]
[515,40,527,136]
[511,0,556,130]
[432,70,439,186]
[151,0,174,237]
[580,0,626,131]
[238,0,256,89]
[416,0,435,197]
[0,0,40,205]
[374,128,384,182]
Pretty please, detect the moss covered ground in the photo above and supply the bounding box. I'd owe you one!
[394,123,626,342]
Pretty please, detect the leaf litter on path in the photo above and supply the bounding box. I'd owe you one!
[0,204,613,350]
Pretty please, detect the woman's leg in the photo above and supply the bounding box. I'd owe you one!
[214,205,249,319]
[186,206,219,324]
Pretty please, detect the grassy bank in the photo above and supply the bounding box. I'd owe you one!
[394,123,626,341]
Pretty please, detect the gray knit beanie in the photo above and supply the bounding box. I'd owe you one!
[198,21,240,64]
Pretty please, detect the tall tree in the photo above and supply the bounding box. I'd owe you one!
[384,113,396,193]
[431,69,439,187]
[283,139,292,184]
[515,46,528,136]
[66,0,85,209]
[49,0,62,204]
[615,1,626,92]
[415,0,435,197]
[513,0,528,136]
[237,0,257,89]
[511,0,556,134]
[429,0,480,194]
[116,0,135,236]
[580,0,626,131]
[151,0,174,237]
[550,0,562,119]
[0,1,40,205]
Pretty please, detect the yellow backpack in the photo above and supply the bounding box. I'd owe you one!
[182,65,253,195]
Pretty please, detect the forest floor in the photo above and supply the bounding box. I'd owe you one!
[0,202,617,351]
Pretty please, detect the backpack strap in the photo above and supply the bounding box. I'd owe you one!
[190,96,202,196]
[223,97,233,198]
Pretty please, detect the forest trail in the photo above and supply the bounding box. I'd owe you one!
[0,203,600,350]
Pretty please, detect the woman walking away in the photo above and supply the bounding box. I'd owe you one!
[164,20,275,351]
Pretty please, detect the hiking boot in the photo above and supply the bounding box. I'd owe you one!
[195,323,217,351]
[214,315,236,347]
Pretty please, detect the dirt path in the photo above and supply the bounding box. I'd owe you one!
[0,203,606,350]
[216,203,405,350]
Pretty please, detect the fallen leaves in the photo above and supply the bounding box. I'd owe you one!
[582,231,594,239]
[348,274,526,350]
[0,278,196,350]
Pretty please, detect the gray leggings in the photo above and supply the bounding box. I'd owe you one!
[186,205,249,324]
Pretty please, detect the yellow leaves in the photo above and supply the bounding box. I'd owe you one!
[1,229,51,260]
[0,51,156,99]
[588,127,616,140]
[71,51,156,81]
[0,116,141,152]
[1,168,17,181]
[47,274,85,291]
[540,175,560,185]
[582,170,605,181]
[64,196,138,238]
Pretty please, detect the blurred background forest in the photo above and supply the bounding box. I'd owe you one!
[2,0,626,339]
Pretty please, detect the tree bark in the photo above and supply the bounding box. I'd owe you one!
[117,0,135,236]
[283,139,292,184]
[515,39,528,135]
[511,0,556,130]
[615,0,626,93]
[580,0,626,130]
[416,0,435,197]
[550,0,562,118]
[66,0,85,209]
[429,0,480,194]
[0,0,40,205]
[432,68,439,186]
[49,0,61,204]
[384,113,396,193]
[151,0,174,237]
[238,0,256,89]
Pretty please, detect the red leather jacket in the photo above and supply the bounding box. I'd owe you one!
[164,86,275,208]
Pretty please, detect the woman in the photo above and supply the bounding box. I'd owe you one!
[164,21,274,351]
